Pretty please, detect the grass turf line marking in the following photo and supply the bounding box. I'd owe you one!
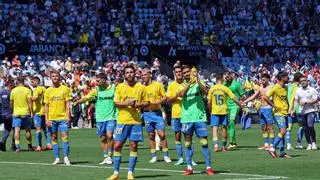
[225,178,284,180]
[0,161,288,179]
[220,173,287,179]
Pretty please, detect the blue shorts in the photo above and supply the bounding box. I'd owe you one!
[12,116,31,128]
[171,118,182,132]
[288,115,302,124]
[143,111,164,122]
[145,121,165,133]
[96,120,116,136]
[47,121,69,133]
[182,122,208,137]
[259,108,274,125]
[144,111,165,133]
[34,114,45,128]
[210,115,228,126]
[274,116,287,129]
[114,124,143,142]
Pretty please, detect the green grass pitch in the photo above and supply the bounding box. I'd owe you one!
[0,124,319,180]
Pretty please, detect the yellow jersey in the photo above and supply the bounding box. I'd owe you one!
[254,84,261,91]
[144,81,166,111]
[10,85,32,116]
[208,84,235,115]
[44,85,71,121]
[266,84,288,116]
[33,86,46,115]
[114,82,146,124]
[167,81,184,118]
[244,80,254,91]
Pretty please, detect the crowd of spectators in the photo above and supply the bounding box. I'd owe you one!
[1,0,319,46]
[0,54,164,128]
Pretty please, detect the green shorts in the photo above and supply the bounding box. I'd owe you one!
[228,106,240,122]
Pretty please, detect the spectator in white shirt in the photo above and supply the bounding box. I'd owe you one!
[291,76,318,150]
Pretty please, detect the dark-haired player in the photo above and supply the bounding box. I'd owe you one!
[224,72,245,149]
[31,76,52,151]
[0,82,15,151]
[178,65,214,176]
[108,65,149,180]
[243,74,275,150]
[75,73,116,165]
[263,72,291,158]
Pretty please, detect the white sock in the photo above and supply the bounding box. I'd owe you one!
[187,165,192,170]
[206,166,211,170]
[114,171,119,175]
[128,171,133,174]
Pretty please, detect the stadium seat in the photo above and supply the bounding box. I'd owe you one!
[3,3,9,9]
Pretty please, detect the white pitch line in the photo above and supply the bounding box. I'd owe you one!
[0,161,288,179]
[225,178,284,180]
[220,172,288,179]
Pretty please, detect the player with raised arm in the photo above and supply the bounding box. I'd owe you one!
[243,74,275,150]
[167,65,197,165]
[178,65,214,176]
[75,73,116,165]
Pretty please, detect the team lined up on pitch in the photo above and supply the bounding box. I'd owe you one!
[1,64,318,180]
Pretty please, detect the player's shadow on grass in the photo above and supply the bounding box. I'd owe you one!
[197,170,230,174]
[70,161,90,164]
[153,158,180,162]
[134,147,151,150]
[289,155,303,158]
[238,145,259,149]
[135,174,170,179]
